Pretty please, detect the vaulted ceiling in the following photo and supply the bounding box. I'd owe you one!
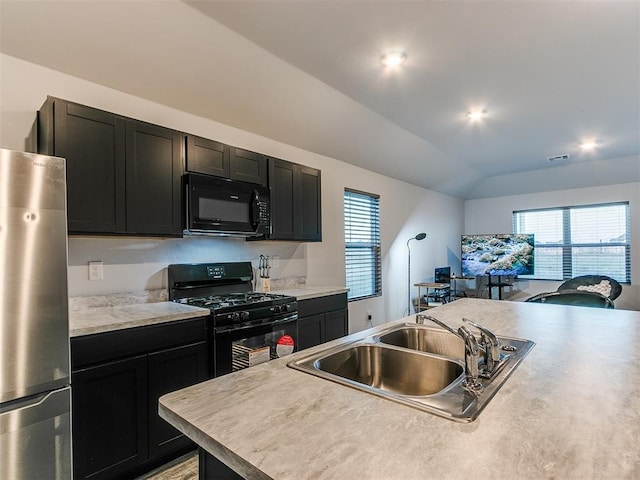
[1,0,639,199]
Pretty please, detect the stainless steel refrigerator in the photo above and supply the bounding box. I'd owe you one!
[0,148,71,479]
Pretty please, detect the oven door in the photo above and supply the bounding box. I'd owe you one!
[185,173,270,236]
[213,314,298,376]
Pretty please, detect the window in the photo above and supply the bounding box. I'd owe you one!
[344,189,381,301]
[513,202,630,282]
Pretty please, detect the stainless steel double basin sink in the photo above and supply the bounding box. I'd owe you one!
[288,322,535,422]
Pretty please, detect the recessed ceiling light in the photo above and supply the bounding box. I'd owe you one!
[380,51,407,68]
[467,110,487,122]
[579,140,598,151]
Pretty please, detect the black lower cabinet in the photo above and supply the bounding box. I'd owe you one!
[297,314,324,350]
[147,343,208,460]
[323,310,349,343]
[71,317,210,480]
[72,355,148,480]
[297,293,348,350]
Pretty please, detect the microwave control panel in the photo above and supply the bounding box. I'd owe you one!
[258,200,270,222]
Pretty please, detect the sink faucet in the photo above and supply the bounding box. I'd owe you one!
[416,314,457,334]
[457,326,483,392]
[416,314,484,392]
[463,318,501,376]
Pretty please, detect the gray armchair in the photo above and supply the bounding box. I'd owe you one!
[524,290,614,308]
[557,275,622,302]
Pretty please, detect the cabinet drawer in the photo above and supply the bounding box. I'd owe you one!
[72,317,208,369]
[298,293,347,318]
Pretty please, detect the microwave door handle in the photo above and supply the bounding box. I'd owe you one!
[193,218,223,226]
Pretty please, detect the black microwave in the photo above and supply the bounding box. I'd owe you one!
[184,173,271,237]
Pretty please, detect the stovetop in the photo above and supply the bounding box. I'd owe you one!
[176,292,295,311]
[167,262,297,325]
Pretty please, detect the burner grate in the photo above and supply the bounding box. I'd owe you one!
[180,292,293,310]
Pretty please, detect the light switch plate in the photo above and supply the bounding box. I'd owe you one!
[89,261,104,281]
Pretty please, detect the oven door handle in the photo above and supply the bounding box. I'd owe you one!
[214,313,298,334]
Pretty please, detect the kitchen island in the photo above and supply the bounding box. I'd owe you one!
[159,298,640,479]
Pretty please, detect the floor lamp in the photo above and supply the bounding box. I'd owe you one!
[407,232,427,315]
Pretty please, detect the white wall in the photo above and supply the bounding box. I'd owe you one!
[0,53,464,331]
[464,183,640,309]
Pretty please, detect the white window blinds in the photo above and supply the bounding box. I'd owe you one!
[513,202,630,282]
[344,189,381,301]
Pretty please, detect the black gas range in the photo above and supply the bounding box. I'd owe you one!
[174,292,296,327]
[168,262,298,376]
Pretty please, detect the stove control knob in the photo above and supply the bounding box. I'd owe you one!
[230,312,240,321]
[270,305,281,313]
[281,304,290,313]
[240,311,250,321]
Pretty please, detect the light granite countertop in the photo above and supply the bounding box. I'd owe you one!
[69,302,210,337]
[271,286,348,300]
[68,287,346,337]
[159,298,640,479]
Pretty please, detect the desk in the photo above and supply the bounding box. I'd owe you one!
[414,282,450,311]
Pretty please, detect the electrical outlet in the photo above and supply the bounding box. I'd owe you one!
[367,311,373,321]
[88,261,104,281]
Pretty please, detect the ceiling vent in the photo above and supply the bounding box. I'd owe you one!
[547,154,570,162]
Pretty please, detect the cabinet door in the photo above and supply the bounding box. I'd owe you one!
[72,355,148,480]
[297,314,323,350]
[186,134,229,178]
[126,120,183,236]
[323,310,348,343]
[229,147,267,185]
[266,158,322,241]
[44,98,127,233]
[268,158,297,240]
[147,342,209,460]
[297,166,322,242]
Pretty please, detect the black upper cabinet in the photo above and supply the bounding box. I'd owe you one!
[269,158,296,239]
[185,135,267,186]
[126,120,182,236]
[297,165,322,241]
[38,98,127,233]
[37,97,183,237]
[185,135,229,178]
[229,147,267,186]
[267,157,322,242]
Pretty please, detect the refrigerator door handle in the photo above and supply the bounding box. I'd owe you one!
[1,387,72,480]
[0,387,70,434]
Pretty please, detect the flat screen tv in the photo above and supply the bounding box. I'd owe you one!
[461,234,535,277]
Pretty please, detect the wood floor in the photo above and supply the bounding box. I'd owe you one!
[135,451,198,480]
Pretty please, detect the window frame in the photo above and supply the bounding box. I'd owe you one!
[344,188,381,302]
[512,201,630,282]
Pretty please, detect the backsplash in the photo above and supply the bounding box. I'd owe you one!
[67,236,308,297]
[262,276,306,290]
[68,276,308,311]
[69,289,168,311]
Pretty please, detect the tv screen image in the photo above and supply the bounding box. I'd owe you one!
[461,234,535,277]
